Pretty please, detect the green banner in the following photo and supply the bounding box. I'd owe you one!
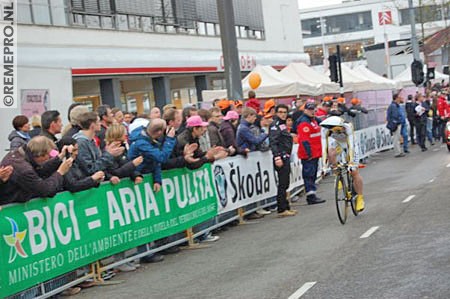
[0,164,218,298]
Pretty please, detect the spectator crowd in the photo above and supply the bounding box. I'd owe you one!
[0,82,449,296]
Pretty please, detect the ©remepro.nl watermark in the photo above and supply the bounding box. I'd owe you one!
[0,0,17,109]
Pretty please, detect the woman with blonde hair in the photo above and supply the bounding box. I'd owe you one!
[104,124,143,184]
[105,124,144,272]
[29,114,42,138]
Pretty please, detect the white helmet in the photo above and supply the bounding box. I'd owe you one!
[320,116,345,128]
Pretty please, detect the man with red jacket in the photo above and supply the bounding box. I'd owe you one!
[297,101,326,205]
[437,93,449,143]
[316,100,331,121]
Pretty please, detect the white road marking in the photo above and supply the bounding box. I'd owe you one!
[429,178,435,183]
[447,163,450,168]
[433,148,440,152]
[360,226,380,239]
[402,195,416,203]
[287,282,317,299]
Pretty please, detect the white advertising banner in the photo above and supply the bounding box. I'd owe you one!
[355,124,394,159]
[213,151,278,214]
[213,125,392,215]
[287,144,304,192]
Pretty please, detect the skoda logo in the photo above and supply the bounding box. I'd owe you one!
[214,165,227,207]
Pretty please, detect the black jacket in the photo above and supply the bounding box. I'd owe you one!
[40,130,58,142]
[106,153,141,181]
[405,100,417,121]
[269,117,293,158]
[0,146,63,204]
[63,161,99,193]
[175,129,211,169]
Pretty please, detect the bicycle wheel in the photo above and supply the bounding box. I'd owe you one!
[347,173,359,216]
[335,173,349,224]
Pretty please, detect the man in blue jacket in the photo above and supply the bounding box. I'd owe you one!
[236,107,268,151]
[128,118,176,192]
[128,118,177,264]
[386,93,405,157]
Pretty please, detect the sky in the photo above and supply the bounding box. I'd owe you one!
[298,0,343,9]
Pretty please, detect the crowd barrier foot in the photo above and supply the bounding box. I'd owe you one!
[93,262,124,286]
[180,229,210,250]
[237,208,261,225]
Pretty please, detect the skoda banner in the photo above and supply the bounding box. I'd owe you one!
[213,151,278,214]
[0,165,217,298]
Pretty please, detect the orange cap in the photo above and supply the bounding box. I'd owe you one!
[323,96,332,102]
[351,98,359,105]
[217,99,230,110]
[263,99,276,113]
[337,97,346,104]
[234,100,243,107]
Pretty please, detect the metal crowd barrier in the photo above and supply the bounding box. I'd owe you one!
[7,108,389,299]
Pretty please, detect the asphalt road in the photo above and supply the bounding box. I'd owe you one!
[76,144,450,299]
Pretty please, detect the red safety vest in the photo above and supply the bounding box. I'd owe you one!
[297,116,322,160]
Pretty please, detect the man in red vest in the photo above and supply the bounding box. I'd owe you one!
[297,101,326,205]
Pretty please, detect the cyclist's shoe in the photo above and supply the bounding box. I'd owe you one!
[356,194,365,212]
[307,195,326,205]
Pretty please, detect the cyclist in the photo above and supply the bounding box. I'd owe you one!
[320,116,365,212]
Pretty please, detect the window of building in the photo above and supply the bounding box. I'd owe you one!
[19,0,265,40]
[301,18,321,38]
[325,11,372,34]
[400,5,448,25]
[302,11,372,38]
[305,39,374,66]
[206,22,216,35]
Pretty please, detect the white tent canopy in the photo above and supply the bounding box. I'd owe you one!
[352,65,401,90]
[394,66,449,87]
[280,62,343,94]
[201,65,320,102]
[337,64,378,92]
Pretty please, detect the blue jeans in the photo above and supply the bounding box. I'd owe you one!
[426,118,433,143]
[301,158,319,196]
[401,124,408,151]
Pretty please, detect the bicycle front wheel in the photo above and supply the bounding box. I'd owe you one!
[335,173,349,225]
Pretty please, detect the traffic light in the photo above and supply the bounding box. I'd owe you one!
[426,67,435,81]
[411,60,424,86]
[329,54,339,83]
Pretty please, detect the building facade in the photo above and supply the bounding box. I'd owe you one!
[300,0,449,74]
[1,0,308,153]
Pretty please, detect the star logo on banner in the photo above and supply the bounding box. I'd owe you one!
[3,217,28,263]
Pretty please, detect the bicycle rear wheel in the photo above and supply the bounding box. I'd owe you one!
[347,173,359,216]
[335,173,349,224]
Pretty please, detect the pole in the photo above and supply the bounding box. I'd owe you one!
[216,0,243,101]
[336,45,344,96]
[382,7,392,78]
[408,0,420,61]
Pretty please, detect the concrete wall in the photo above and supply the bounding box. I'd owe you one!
[0,67,72,155]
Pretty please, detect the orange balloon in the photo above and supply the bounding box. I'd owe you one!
[249,73,262,90]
